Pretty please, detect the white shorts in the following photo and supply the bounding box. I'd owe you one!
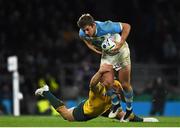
[100,42,131,71]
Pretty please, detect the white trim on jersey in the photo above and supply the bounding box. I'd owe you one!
[119,22,123,31]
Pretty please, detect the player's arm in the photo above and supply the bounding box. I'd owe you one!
[90,64,112,87]
[82,39,102,54]
[111,22,131,52]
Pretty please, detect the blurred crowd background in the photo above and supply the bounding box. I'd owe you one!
[0,0,180,116]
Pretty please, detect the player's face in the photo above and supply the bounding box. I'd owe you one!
[83,24,96,37]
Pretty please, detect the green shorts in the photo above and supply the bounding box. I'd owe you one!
[72,100,97,121]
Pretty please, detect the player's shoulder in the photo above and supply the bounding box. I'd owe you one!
[95,20,114,26]
[96,20,121,33]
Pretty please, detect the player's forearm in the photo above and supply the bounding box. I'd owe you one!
[92,47,102,54]
[87,45,102,54]
[83,40,102,54]
[88,44,102,54]
[111,23,131,52]
[120,23,131,44]
[90,64,112,87]
[90,72,102,87]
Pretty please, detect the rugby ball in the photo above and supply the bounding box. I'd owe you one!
[113,33,121,42]
[101,33,121,51]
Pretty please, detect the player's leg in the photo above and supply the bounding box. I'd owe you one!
[101,65,122,118]
[102,71,120,106]
[56,106,75,121]
[35,85,75,121]
[102,69,119,105]
[118,64,134,121]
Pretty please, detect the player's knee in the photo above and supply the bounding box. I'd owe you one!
[57,108,74,121]
[64,116,74,122]
[59,112,74,121]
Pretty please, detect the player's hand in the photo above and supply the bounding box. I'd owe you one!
[110,42,122,53]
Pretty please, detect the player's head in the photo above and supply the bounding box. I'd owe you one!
[77,13,96,37]
[77,13,95,28]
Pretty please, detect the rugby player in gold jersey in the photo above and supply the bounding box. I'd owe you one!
[35,64,158,122]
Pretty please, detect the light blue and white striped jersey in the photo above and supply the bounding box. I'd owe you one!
[79,20,122,49]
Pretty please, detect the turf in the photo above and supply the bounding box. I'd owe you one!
[0,116,180,127]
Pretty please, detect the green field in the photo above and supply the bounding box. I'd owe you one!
[0,116,180,127]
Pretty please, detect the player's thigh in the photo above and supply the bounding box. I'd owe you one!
[118,65,131,84]
[101,65,114,86]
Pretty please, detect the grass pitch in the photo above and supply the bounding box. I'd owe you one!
[0,116,180,127]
